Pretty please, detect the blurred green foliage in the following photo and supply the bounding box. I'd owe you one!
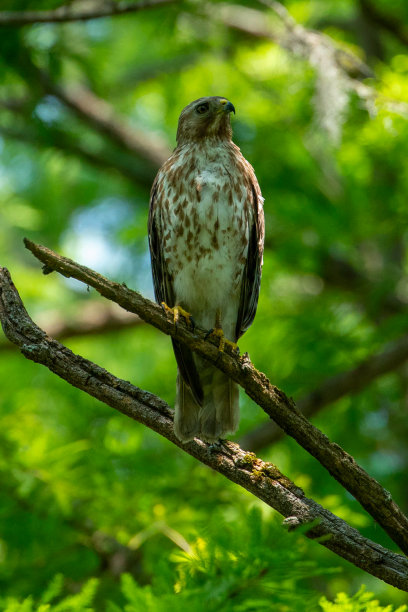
[1,0,408,609]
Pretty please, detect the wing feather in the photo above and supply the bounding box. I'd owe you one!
[148,181,174,306]
[235,181,265,339]
[148,177,203,406]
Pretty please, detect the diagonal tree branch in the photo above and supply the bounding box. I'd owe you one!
[215,2,371,79]
[0,301,143,353]
[0,123,154,186]
[2,0,407,125]
[242,246,408,452]
[1,265,408,591]
[35,74,171,168]
[18,240,408,556]
[0,41,170,181]
[241,333,408,450]
[212,2,408,124]
[0,47,171,177]
[0,0,176,27]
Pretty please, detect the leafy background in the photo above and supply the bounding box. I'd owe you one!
[0,0,408,610]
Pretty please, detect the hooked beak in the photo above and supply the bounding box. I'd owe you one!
[219,98,236,114]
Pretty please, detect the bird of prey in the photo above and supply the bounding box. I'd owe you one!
[148,96,264,443]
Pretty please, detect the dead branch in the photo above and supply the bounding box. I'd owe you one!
[0,0,176,27]
[1,265,408,591]
[14,239,408,557]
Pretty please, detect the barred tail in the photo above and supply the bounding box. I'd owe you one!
[174,358,239,443]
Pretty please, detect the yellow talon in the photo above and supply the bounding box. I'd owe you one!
[161,302,193,328]
[205,320,239,354]
[204,308,239,353]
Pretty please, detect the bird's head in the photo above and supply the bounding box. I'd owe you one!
[176,96,235,146]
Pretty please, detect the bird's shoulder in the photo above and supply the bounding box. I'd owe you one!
[149,141,264,220]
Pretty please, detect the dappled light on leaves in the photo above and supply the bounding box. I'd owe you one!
[0,0,408,608]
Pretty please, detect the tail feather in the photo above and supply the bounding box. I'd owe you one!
[174,373,201,442]
[172,339,203,406]
[174,358,239,443]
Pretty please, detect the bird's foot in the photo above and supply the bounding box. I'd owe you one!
[161,302,195,329]
[207,439,224,453]
[204,326,239,354]
[207,439,235,458]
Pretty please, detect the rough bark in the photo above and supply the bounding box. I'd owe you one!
[13,240,408,559]
[1,265,408,591]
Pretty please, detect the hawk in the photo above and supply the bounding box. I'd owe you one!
[148,96,264,443]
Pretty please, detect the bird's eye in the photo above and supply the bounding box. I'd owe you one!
[196,103,209,115]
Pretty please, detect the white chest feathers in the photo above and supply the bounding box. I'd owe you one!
[159,144,253,325]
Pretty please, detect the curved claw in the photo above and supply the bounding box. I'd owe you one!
[204,328,214,341]
[161,302,194,329]
[205,326,239,354]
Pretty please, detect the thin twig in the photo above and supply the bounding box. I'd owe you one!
[1,265,408,591]
[19,240,408,555]
[0,0,176,27]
